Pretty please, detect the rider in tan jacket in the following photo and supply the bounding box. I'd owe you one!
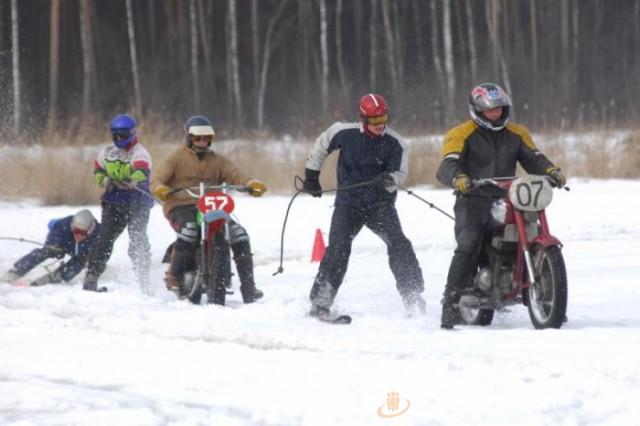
[151,115,267,303]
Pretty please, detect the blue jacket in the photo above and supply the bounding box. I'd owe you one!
[13,216,101,281]
[305,122,410,209]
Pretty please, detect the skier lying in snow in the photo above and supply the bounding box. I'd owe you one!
[1,210,100,287]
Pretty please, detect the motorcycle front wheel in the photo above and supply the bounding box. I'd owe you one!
[206,231,231,305]
[527,245,568,329]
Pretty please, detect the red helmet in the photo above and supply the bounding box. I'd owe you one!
[359,93,389,124]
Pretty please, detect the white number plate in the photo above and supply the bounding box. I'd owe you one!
[508,175,553,211]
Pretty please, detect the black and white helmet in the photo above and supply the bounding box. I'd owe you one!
[468,83,511,131]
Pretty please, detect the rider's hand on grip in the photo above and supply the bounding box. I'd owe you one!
[545,167,566,188]
[453,173,471,194]
[303,168,322,198]
[154,184,171,201]
[247,179,267,197]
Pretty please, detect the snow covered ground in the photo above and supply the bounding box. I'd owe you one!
[1,179,639,425]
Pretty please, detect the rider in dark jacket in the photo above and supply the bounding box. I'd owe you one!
[436,82,566,329]
[302,93,425,319]
[2,210,100,286]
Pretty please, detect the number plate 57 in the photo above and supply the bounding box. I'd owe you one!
[198,191,235,214]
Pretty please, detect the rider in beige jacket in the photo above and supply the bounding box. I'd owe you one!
[151,115,267,303]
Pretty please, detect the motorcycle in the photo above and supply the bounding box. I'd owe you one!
[168,183,250,305]
[457,175,568,329]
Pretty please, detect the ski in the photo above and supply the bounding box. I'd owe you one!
[315,314,352,325]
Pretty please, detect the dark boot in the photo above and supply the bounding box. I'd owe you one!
[235,252,263,303]
[309,273,337,315]
[440,290,461,329]
[83,274,107,292]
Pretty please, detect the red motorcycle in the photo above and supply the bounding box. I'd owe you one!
[457,175,568,329]
[169,183,249,305]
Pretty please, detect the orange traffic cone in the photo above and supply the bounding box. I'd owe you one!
[311,228,326,262]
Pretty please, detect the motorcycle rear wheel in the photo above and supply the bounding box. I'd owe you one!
[527,245,568,329]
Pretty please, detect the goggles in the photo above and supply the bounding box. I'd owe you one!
[112,129,132,141]
[72,228,89,238]
[364,114,388,125]
[190,134,214,143]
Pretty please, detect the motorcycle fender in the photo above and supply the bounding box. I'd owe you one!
[531,234,562,249]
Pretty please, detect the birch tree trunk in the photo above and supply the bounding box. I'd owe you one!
[189,0,200,111]
[442,0,455,124]
[251,0,259,96]
[465,0,478,83]
[486,0,511,97]
[79,0,96,117]
[369,0,379,89]
[319,0,329,117]
[227,0,243,127]
[126,0,142,115]
[380,0,398,94]
[335,0,349,112]
[47,0,60,134]
[429,0,446,125]
[197,0,214,96]
[257,1,289,131]
[11,0,20,137]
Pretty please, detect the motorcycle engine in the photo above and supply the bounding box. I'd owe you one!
[497,266,514,294]
[474,267,493,293]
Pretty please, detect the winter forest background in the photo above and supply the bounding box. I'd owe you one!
[2,0,640,137]
[0,0,639,203]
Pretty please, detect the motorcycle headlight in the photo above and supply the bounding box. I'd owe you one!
[490,199,508,224]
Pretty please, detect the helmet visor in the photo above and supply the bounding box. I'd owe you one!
[190,135,214,143]
[112,129,133,141]
[365,114,388,125]
[471,86,511,111]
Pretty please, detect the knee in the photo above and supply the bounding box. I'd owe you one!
[175,221,199,244]
[229,222,250,245]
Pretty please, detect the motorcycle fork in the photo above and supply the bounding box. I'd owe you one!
[513,211,536,294]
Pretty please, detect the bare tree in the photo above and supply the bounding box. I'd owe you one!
[11,0,20,137]
[319,0,329,117]
[442,0,455,124]
[335,0,349,113]
[126,0,142,115]
[486,0,511,96]
[227,0,243,127]
[369,0,379,88]
[429,0,446,124]
[197,0,215,98]
[380,0,398,94]
[189,0,200,111]
[465,0,478,83]
[251,0,260,95]
[79,0,96,117]
[47,0,60,134]
[256,1,290,131]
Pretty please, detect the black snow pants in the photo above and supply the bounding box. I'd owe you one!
[442,196,495,305]
[309,202,424,309]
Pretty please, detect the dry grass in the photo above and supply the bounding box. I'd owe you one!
[1,126,638,205]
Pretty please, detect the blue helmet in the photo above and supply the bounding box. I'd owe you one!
[184,115,215,150]
[110,114,138,149]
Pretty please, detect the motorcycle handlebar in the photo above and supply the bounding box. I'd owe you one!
[169,183,250,198]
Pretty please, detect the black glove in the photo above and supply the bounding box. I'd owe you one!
[377,172,397,192]
[545,167,566,188]
[303,168,322,198]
